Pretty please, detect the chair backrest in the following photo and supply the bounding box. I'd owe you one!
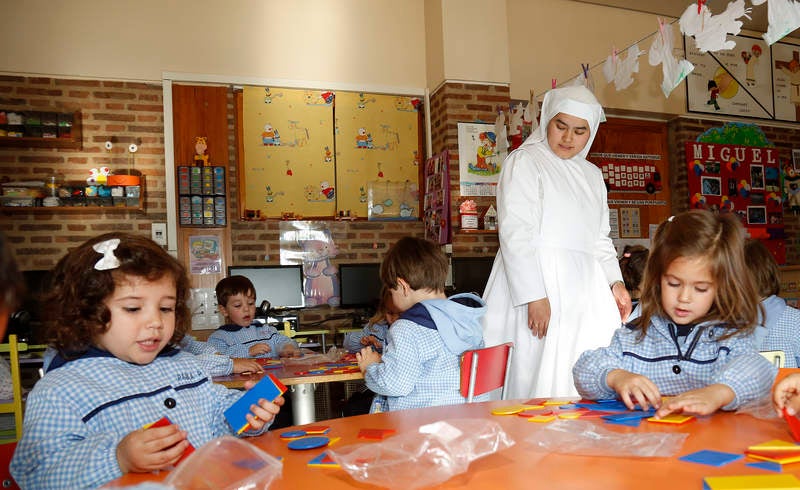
[459,342,513,403]
[0,335,26,442]
[761,350,786,368]
[0,442,19,489]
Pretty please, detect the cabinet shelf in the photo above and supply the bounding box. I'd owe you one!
[0,110,82,149]
[1,206,143,214]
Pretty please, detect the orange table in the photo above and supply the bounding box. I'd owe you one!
[106,399,800,489]
[213,358,363,425]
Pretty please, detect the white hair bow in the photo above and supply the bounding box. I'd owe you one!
[93,238,121,270]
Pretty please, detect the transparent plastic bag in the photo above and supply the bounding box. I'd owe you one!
[164,436,282,490]
[282,346,344,366]
[326,418,514,489]
[526,419,687,458]
[736,396,781,420]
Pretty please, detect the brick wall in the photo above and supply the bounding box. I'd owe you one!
[667,117,800,264]
[0,76,166,270]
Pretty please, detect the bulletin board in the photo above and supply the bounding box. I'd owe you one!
[240,86,423,219]
[423,150,451,244]
[588,118,671,243]
[686,127,785,263]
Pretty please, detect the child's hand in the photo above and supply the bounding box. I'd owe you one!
[116,424,189,474]
[360,335,382,350]
[356,346,381,373]
[606,369,662,411]
[774,374,800,416]
[249,343,272,357]
[241,381,285,431]
[655,384,734,418]
[279,345,301,358]
[232,358,263,374]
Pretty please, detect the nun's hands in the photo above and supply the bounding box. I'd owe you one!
[527,298,551,339]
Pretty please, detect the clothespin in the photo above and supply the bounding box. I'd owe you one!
[612,46,618,65]
[657,17,666,41]
[551,78,557,89]
[697,0,707,14]
[581,63,589,80]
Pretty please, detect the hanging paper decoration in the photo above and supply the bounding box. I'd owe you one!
[680,0,751,53]
[752,0,800,46]
[603,43,644,91]
[508,104,525,151]
[572,63,595,93]
[494,110,509,155]
[524,90,539,136]
[649,18,695,98]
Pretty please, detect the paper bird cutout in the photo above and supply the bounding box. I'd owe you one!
[680,0,751,52]
[523,97,539,133]
[752,0,800,46]
[649,18,695,98]
[603,43,644,91]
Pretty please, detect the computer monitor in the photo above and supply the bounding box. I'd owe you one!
[450,256,495,296]
[338,263,382,308]
[227,265,305,311]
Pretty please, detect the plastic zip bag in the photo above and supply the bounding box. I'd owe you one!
[327,418,514,489]
[526,419,687,458]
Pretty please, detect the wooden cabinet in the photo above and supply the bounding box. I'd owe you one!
[0,110,82,149]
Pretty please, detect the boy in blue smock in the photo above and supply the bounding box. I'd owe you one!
[208,275,300,359]
[356,237,487,411]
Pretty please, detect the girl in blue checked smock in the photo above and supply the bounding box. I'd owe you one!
[573,210,777,418]
[11,233,284,490]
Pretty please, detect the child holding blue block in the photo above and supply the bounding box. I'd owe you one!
[11,233,284,489]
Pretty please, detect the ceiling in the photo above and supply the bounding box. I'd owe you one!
[572,0,789,36]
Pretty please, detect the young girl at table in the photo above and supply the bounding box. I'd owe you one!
[343,286,400,354]
[10,232,284,489]
[573,210,777,418]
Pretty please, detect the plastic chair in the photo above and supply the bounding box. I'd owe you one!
[459,342,513,403]
[0,335,27,442]
[761,350,786,368]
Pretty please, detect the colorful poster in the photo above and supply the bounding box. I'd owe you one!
[279,221,340,307]
[188,235,222,274]
[685,34,773,119]
[772,41,800,122]
[458,122,503,196]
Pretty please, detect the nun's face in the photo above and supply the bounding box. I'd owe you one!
[546,112,591,159]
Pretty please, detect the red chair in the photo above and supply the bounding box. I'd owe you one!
[0,442,19,490]
[459,342,513,403]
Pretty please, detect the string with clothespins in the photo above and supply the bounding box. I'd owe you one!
[534,16,680,100]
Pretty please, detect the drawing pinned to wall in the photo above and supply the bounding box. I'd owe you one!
[279,221,340,307]
[458,122,503,196]
[773,41,800,121]
[188,235,222,274]
[367,180,418,220]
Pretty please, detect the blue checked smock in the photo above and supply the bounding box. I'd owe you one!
[756,295,800,368]
[10,347,267,489]
[343,321,389,353]
[207,321,297,359]
[365,294,486,412]
[179,334,233,376]
[572,315,777,409]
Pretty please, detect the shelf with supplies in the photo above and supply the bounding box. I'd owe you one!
[0,109,82,149]
[1,175,145,212]
[177,165,227,227]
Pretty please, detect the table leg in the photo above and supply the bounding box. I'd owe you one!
[290,383,316,425]
[321,333,327,352]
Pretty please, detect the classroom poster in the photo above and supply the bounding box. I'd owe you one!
[772,41,800,122]
[457,122,503,196]
[685,34,773,119]
[242,86,336,218]
[279,221,340,307]
[188,235,222,274]
[335,91,422,219]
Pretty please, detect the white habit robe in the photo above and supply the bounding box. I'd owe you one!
[482,86,624,399]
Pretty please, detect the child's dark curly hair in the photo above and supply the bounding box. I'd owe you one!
[42,232,191,357]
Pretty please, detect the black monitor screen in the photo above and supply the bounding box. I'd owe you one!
[451,256,495,296]
[227,265,305,310]
[339,263,382,308]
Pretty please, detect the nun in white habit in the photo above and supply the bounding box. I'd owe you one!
[482,85,631,399]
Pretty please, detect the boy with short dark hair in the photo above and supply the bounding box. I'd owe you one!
[356,237,487,411]
[744,239,800,367]
[208,275,299,359]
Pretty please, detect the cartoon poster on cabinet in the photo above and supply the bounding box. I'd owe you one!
[685,35,773,119]
[334,91,422,219]
[772,41,800,122]
[242,86,336,218]
[458,122,503,196]
[685,125,785,262]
